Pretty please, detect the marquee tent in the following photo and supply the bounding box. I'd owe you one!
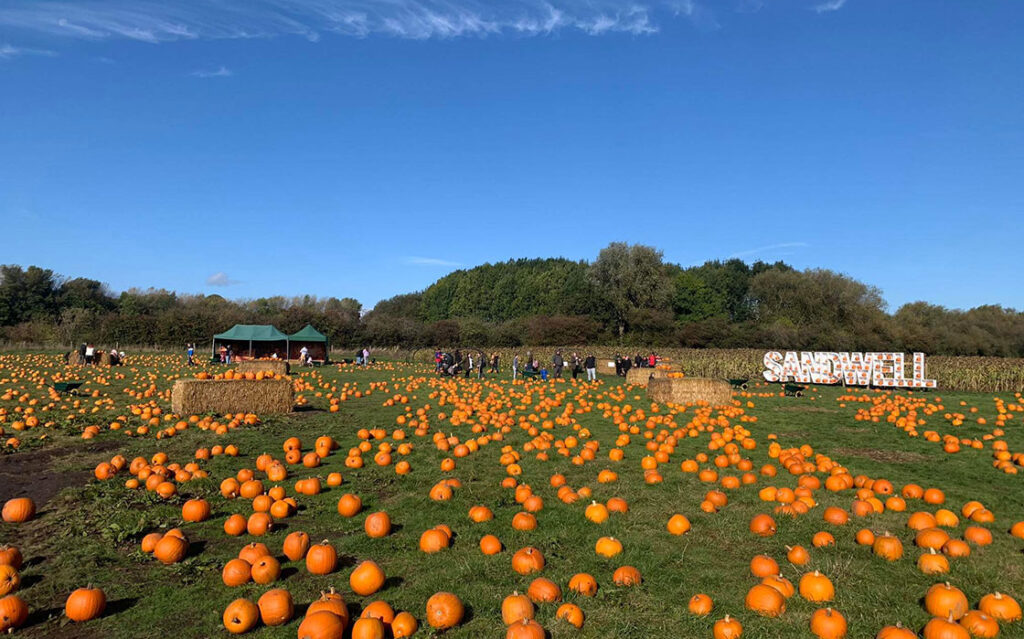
[212,325,289,361]
[289,324,330,362]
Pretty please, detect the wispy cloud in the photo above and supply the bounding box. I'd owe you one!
[0,1,712,44]
[729,242,810,258]
[206,272,241,286]
[191,65,232,78]
[814,0,847,13]
[0,43,57,59]
[405,256,463,267]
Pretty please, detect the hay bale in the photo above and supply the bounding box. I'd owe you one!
[625,368,670,386]
[238,360,290,376]
[648,377,733,407]
[171,379,294,415]
[68,351,82,366]
[99,351,111,366]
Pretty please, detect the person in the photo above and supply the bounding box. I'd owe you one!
[119,351,126,366]
[110,348,119,366]
[648,352,657,368]
[300,345,309,364]
[219,344,227,363]
[490,352,500,374]
[78,342,87,364]
[354,348,362,365]
[84,343,95,365]
[570,352,581,379]
[552,350,564,379]
[634,353,644,369]
[512,353,520,381]
[271,351,279,359]
[479,355,486,379]
[187,343,195,366]
[585,354,597,381]
[435,349,443,372]
[362,347,370,366]
[540,366,549,381]
[614,354,622,377]
[621,355,632,376]
[466,353,473,378]
[226,345,233,364]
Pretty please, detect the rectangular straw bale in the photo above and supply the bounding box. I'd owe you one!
[171,379,293,415]
[238,360,290,376]
[625,368,669,386]
[647,377,733,407]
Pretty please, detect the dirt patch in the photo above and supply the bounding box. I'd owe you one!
[0,439,119,508]
[834,447,929,464]
[776,406,838,414]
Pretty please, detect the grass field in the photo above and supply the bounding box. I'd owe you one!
[1,353,1023,639]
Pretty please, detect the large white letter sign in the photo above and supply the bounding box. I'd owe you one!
[762,351,937,389]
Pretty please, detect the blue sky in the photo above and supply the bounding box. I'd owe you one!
[1,1,1021,312]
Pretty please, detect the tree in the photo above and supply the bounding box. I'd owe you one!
[0,265,60,326]
[56,307,96,347]
[588,243,671,339]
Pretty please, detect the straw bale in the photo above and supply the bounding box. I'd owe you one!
[238,360,290,376]
[172,379,293,415]
[647,377,733,407]
[99,352,111,366]
[67,351,82,366]
[625,368,670,386]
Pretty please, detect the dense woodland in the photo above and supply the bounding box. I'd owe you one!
[2,243,1023,355]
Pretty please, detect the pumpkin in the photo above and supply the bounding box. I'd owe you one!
[613,566,642,587]
[713,614,743,639]
[512,512,537,531]
[813,532,836,547]
[918,548,950,575]
[528,577,562,602]
[917,528,951,550]
[306,540,338,575]
[595,536,623,557]
[963,526,993,547]
[350,560,385,596]
[959,610,1000,638]
[223,514,247,536]
[257,588,294,626]
[923,613,969,639]
[750,555,779,578]
[787,545,810,566]
[392,611,418,637]
[556,602,584,628]
[667,514,692,535]
[799,571,835,602]
[182,498,211,523]
[153,534,188,565]
[978,592,1022,622]
[251,555,281,584]
[0,547,23,570]
[425,592,464,630]
[873,533,904,561]
[924,583,969,620]
[0,566,18,598]
[223,598,259,634]
[762,575,795,598]
[506,618,546,639]
[364,512,392,538]
[502,592,535,625]
[480,534,503,555]
[810,607,847,639]
[1,498,35,523]
[297,610,346,639]
[568,573,598,597]
[745,583,786,617]
[688,593,714,616]
[585,501,609,523]
[65,586,106,622]
[239,542,270,564]
[222,558,253,587]
[283,531,311,561]
[351,617,386,639]
[875,623,917,639]
[419,528,449,553]
[361,600,396,625]
[512,547,545,575]
[337,494,362,517]
[749,514,777,537]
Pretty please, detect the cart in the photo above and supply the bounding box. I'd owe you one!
[728,378,749,390]
[783,383,805,397]
[50,381,84,396]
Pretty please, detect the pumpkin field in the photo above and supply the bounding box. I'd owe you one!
[1,352,1024,639]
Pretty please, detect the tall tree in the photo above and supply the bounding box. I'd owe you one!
[588,243,671,339]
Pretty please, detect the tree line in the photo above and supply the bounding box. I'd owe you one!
[2,243,1023,356]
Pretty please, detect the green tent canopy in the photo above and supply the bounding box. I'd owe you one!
[289,325,330,362]
[212,325,289,360]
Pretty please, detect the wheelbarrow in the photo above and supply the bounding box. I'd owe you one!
[50,381,84,396]
[783,383,805,397]
[728,378,749,390]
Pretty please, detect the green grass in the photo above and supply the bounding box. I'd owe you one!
[2,356,1024,639]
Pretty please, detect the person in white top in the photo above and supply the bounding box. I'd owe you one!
[84,344,95,365]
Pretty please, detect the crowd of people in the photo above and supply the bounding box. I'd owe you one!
[613,352,661,376]
[434,349,607,381]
